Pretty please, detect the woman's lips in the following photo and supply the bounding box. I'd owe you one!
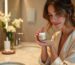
[52,22,61,25]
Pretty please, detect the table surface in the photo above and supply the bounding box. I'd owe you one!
[0,42,41,65]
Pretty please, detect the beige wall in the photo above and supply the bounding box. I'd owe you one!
[9,0,21,18]
[21,0,46,42]
[0,0,3,12]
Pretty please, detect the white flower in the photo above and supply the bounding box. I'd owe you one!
[0,11,23,33]
[12,18,23,28]
[6,25,16,32]
[0,12,11,24]
[19,18,23,22]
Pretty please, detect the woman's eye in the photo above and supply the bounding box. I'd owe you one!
[56,12,63,17]
[48,14,52,18]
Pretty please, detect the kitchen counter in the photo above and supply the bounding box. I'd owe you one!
[0,42,41,65]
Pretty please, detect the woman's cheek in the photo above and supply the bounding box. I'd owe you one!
[58,17,65,23]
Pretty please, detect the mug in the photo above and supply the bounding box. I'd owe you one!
[39,32,46,41]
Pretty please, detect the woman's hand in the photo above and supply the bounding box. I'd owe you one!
[35,27,48,46]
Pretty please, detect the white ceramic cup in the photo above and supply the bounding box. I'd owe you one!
[39,32,46,41]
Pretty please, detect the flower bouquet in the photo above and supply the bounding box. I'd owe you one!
[0,11,23,54]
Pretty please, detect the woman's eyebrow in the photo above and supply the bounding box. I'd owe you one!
[48,13,51,15]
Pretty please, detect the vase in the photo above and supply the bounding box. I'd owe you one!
[2,37,15,55]
[4,37,11,51]
[7,32,13,42]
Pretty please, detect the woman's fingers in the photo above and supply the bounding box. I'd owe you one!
[34,27,48,46]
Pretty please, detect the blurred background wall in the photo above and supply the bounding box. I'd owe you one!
[0,0,75,43]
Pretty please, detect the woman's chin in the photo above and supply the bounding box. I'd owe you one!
[52,25,62,31]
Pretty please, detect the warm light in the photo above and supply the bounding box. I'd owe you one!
[4,0,8,29]
[5,0,8,16]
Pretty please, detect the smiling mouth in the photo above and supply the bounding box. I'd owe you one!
[53,23,61,25]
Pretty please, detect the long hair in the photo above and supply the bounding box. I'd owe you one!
[43,0,75,27]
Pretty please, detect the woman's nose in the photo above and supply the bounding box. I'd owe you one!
[51,16,57,22]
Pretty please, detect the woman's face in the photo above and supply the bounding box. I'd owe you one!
[48,5,66,30]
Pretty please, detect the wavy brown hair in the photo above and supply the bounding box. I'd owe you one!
[43,0,75,28]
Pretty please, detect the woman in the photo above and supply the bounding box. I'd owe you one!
[35,0,75,65]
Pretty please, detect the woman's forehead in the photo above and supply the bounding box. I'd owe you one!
[48,5,56,14]
[48,4,66,16]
